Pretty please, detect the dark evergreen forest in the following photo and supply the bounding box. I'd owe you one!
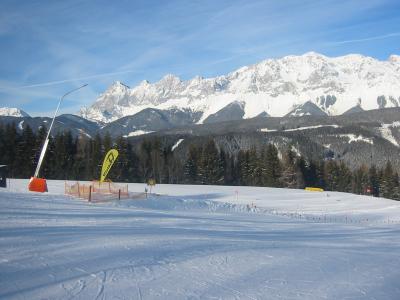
[1,123,399,201]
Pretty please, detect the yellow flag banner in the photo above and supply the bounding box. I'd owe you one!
[100,149,119,182]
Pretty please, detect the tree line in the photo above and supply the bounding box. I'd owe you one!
[1,123,399,200]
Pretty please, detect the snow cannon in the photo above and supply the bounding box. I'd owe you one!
[27,84,88,194]
[28,177,48,193]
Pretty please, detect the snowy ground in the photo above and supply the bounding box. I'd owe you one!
[1,180,400,299]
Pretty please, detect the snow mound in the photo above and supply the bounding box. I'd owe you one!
[1,180,400,299]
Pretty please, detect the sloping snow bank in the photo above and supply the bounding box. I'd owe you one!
[7,179,400,225]
[1,184,400,299]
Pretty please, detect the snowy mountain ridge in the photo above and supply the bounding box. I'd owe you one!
[80,52,400,123]
[0,107,30,118]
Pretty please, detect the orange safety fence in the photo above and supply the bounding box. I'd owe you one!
[91,180,129,196]
[65,181,129,202]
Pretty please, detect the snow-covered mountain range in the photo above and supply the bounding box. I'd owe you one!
[0,107,30,118]
[80,52,400,123]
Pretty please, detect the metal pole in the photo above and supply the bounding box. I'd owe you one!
[33,84,88,178]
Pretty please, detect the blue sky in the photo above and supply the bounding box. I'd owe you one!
[0,0,399,116]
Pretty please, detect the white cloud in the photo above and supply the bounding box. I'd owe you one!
[328,32,400,46]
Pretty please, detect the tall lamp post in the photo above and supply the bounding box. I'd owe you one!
[29,84,88,192]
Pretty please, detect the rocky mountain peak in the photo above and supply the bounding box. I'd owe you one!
[80,52,400,123]
[0,107,30,118]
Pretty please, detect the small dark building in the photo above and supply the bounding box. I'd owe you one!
[0,165,7,188]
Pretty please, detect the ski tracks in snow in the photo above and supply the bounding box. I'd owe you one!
[2,188,400,299]
[68,267,107,300]
[128,264,143,300]
[191,262,258,300]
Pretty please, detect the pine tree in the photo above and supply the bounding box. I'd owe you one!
[391,172,400,200]
[184,145,199,183]
[16,125,36,178]
[336,161,352,192]
[352,165,369,195]
[295,156,306,189]
[169,156,183,184]
[221,151,235,185]
[280,147,298,188]
[324,160,339,191]
[219,149,227,184]
[139,139,154,182]
[368,165,380,197]
[305,160,317,187]
[150,138,162,183]
[315,160,326,189]
[3,123,19,177]
[103,131,113,153]
[237,150,250,185]
[72,135,91,180]
[64,131,76,179]
[262,144,281,187]
[112,136,130,182]
[89,134,103,180]
[248,147,260,186]
[126,142,140,183]
[380,161,395,199]
[51,132,75,179]
[160,145,172,184]
[198,140,223,185]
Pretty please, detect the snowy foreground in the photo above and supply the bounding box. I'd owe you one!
[1,180,400,299]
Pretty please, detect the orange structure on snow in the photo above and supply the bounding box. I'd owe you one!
[28,177,48,193]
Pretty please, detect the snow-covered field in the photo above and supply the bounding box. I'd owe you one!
[1,179,400,299]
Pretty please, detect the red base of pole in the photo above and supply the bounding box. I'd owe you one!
[28,177,48,193]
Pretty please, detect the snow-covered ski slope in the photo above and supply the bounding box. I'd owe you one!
[1,179,400,299]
